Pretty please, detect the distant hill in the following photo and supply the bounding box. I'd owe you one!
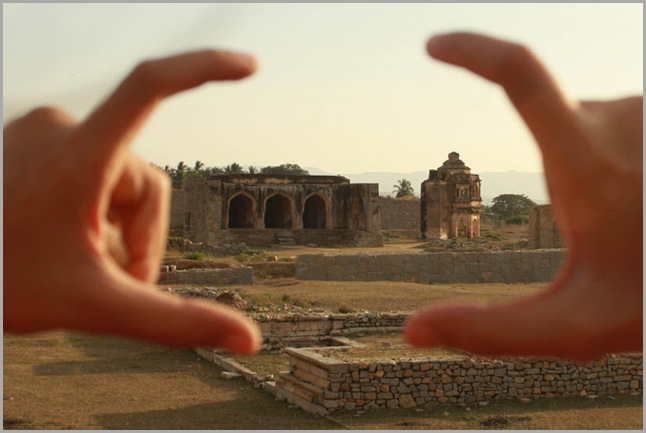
[306,168,549,205]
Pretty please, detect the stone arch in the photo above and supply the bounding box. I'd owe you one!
[456,218,469,237]
[303,194,327,229]
[228,193,255,229]
[264,193,294,229]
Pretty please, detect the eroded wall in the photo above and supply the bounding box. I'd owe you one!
[379,197,420,230]
[528,205,564,249]
[296,250,566,284]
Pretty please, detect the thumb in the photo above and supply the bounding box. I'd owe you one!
[403,289,600,361]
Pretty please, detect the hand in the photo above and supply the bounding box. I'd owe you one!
[4,50,261,355]
[405,32,642,360]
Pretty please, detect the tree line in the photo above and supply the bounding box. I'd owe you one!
[156,161,309,189]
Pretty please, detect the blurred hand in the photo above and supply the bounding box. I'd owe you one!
[405,32,642,360]
[4,50,261,355]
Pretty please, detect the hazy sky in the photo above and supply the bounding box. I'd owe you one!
[3,3,643,174]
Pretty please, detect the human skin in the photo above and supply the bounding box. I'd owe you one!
[4,50,262,355]
[404,32,643,361]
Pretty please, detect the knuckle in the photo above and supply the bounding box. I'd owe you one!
[146,163,171,195]
[501,42,539,72]
[128,59,162,92]
[24,106,75,126]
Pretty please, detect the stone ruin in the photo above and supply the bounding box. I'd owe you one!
[420,152,482,240]
[169,151,488,246]
[195,311,643,416]
[528,204,564,249]
[179,174,383,248]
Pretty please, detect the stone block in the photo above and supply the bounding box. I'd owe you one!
[399,394,417,408]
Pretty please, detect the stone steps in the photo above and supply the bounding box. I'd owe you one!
[276,230,296,246]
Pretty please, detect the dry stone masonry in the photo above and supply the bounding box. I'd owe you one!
[277,348,642,415]
[158,266,254,285]
[195,311,642,416]
[256,312,407,351]
[296,249,566,284]
[378,197,420,231]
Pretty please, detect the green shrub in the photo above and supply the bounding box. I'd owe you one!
[235,251,272,262]
[183,251,205,261]
[505,215,529,225]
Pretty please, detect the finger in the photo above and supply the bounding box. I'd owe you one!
[109,155,171,282]
[426,32,588,177]
[72,50,257,174]
[404,291,605,361]
[578,96,643,172]
[3,107,76,152]
[72,277,261,354]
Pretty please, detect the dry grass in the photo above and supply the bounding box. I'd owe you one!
[3,332,335,430]
[4,325,642,430]
[5,226,641,430]
[235,280,546,313]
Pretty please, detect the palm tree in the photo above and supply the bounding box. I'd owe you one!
[224,162,244,174]
[393,178,415,198]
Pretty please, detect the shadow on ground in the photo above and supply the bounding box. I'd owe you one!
[94,399,338,430]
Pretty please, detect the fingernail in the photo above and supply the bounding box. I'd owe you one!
[219,326,261,355]
[427,33,447,46]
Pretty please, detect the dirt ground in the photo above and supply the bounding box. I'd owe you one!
[4,229,643,430]
[4,332,642,430]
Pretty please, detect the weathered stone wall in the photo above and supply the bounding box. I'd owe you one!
[256,312,407,351]
[181,175,382,247]
[170,189,185,229]
[296,250,566,284]
[226,228,382,248]
[528,205,564,249]
[183,177,223,245]
[277,349,643,415]
[157,267,254,285]
[378,197,420,230]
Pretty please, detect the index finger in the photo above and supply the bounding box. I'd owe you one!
[426,32,586,174]
[73,50,257,172]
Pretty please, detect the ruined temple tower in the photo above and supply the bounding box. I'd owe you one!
[420,152,482,240]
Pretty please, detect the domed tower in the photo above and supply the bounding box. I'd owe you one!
[420,152,482,240]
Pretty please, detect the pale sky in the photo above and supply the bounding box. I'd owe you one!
[3,3,643,175]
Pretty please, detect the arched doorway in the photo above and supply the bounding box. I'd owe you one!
[264,194,293,229]
[228,194,255,228]
[303,194,327,229]
[457,218,468,237]
[471,217,480,238]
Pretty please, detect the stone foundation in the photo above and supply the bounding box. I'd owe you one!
[255,312,407,351]
[157,267,254,285]
[225,229,383,247]
[277,348,642,415]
